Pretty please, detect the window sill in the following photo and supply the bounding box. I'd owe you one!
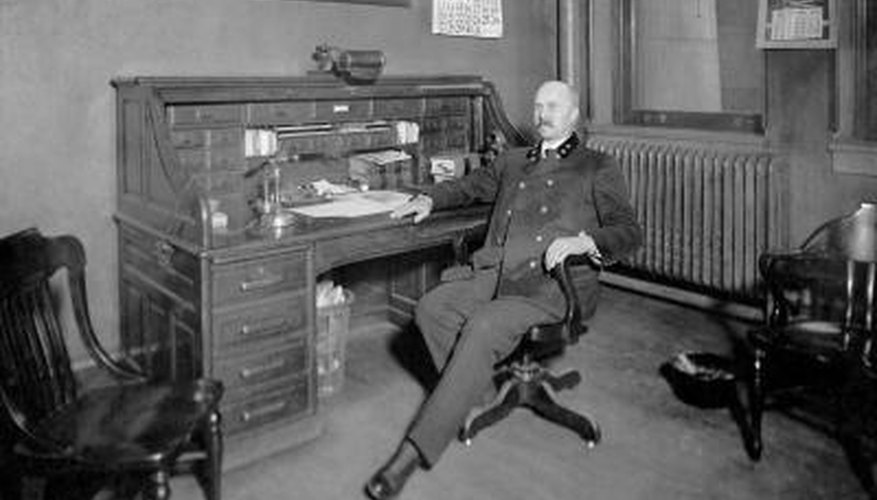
[830,137,877,176]
[588,124,769,150]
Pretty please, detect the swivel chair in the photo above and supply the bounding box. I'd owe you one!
[459,255,601,447]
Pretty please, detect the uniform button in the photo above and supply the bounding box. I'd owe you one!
[518,181,526,189]
[529,260,538,269]
[536,235,543,242]
[540,206,548,214]
[546,179,555,187]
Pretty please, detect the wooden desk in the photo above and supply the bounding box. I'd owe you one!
[112,76,502,468]
[116,205,487,469]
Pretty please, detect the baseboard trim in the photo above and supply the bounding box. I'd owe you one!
[599,271,763,323]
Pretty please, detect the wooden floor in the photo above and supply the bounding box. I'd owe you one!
[170,285,869,500]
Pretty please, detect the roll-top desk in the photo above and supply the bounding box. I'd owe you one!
[111,76,516,467]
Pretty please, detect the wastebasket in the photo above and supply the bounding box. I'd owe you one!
[316,288,354,399]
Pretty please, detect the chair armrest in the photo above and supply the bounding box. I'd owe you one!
[759,249,843,283]
[528,255,594,346]
[759,249,847,327]
[67,265,149,382]
[450,225,488,265]
[552,255,594,344]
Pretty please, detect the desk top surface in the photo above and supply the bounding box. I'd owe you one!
[115,204,490,268]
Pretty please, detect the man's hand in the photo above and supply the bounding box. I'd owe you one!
[390,194,434,224]
[544,232,602,270]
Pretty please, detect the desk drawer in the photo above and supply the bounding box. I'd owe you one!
[215,339,308,395]
[373,98,423,118]
[171,129,209,148]
[170,128,241,149]
[212,251,308,306]
[222,375,312,435]
[425,96,469,116]
[177,146,244,172]
[169,104,244,125]
[315,99,371,121]
[213,293,308,351]
[249,102,315,124]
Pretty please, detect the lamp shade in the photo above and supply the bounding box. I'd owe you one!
[827,202,877,262]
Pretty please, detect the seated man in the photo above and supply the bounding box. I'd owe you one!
[365,80,642,500]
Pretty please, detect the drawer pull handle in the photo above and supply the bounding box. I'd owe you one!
[240,400,288,423]
[333,104,350,114]
[239,275,283,292]
[239,358,287,380]
[240,319,290,337]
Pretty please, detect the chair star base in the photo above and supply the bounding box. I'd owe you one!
[460,360,601,447]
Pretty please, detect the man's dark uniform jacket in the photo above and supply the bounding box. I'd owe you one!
[423,133,642,318]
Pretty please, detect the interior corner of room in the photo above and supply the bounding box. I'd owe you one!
[3,0,877,499]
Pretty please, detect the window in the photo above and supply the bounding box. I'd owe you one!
[846,0,877,140]
[832,0,877,175]
[615,0,765,133]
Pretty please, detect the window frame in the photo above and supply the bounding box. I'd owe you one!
[831,0,877,175]
[613,0,766,134]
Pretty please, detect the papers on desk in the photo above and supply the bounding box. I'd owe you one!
[287,190,411,218]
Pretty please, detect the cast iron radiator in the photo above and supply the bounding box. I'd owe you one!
[588,135,788,305]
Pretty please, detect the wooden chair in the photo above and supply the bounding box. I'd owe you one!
[746,202,877,495]
[0,229,223,500]
[459,255,601,448]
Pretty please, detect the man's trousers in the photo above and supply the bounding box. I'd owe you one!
[406,268,557,466]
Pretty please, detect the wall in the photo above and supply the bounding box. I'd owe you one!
[589,0,877,251]
[0,0,557,359]
[765,50,877,240]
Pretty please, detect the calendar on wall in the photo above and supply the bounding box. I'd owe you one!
[431,0,503,39]
[756,0,836,49]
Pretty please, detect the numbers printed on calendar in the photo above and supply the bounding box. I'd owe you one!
[432,0,503,39]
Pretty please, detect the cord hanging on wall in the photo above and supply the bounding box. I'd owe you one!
[312,44,385,83]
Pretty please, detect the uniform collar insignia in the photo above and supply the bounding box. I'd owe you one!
[555,133,580,158]
[526,132,580,163]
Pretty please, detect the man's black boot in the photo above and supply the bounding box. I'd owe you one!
[365,438,423,499]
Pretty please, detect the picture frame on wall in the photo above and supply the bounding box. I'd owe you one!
[757,0,836,49]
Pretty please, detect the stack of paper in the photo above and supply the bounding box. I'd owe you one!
[288,190,411,218]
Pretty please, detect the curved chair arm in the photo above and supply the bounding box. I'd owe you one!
[759,248,848,327]
[60,236,149,382]
[759,249,814,284]
[528,254,594,346]
[552,254,590,344]
[759,249,808,326]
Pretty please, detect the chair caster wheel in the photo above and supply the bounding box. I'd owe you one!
[464,438,472,447]
[586,440,596,449]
